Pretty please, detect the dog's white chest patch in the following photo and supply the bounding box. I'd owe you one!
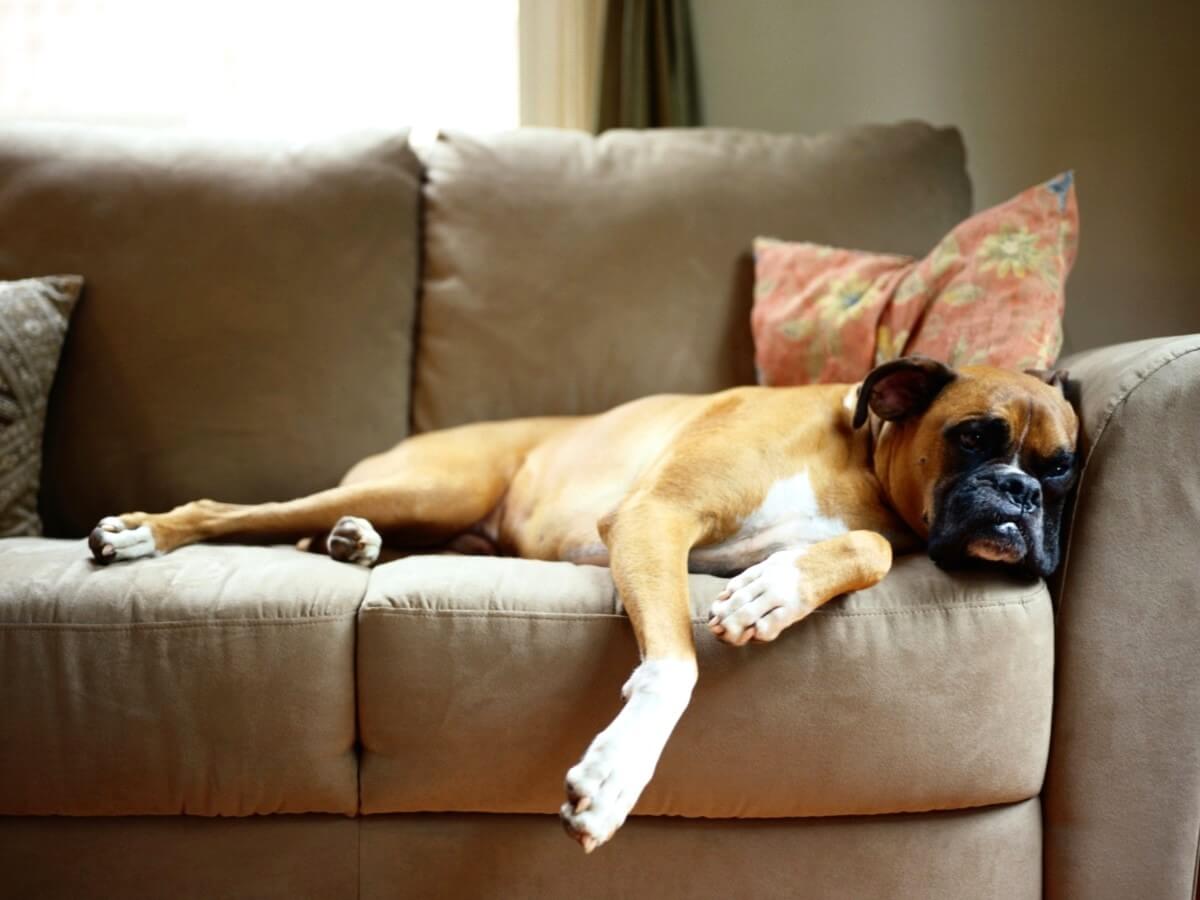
[689,471,848,573]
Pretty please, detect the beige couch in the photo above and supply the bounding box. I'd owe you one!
[0,121,1196,900]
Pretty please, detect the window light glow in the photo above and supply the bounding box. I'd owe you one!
[0,0,519,132]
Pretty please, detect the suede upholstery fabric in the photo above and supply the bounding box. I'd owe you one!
[412,122,972,431]
[360,802,1042,900]
[358,553,1053,818]
[0,815,358,900]
[1044,335,1200,900]
[0,538,364,815]
[0,125,422,537]
[0,803,1040,900]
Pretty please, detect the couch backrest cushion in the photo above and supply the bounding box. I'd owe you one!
[413,122,972,432]
[0,126,422,536]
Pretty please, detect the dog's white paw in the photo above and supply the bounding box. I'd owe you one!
[559,660,696,853]
[327,515,381,566]
[88,516,157,565]
[560,727,657,853]
[709,548,808,645]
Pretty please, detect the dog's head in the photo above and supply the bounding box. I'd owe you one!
[854,356,1079,577]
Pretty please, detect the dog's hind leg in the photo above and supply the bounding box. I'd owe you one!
[88,480,461,566]
[88,417,572,565]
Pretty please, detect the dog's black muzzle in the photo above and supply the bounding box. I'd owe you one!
[927,465,1049,575]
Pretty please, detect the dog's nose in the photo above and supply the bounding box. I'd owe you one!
[997,473,1041,510]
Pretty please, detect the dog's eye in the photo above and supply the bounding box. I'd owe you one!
[947,417,1009,456]
[1035,452,1074,480]
[1045,458,1072,478]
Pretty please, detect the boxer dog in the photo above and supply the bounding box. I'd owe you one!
[87,356,1078,852]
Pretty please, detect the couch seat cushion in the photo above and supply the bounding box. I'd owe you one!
[0,537,366,816]
[358,553,1052,818]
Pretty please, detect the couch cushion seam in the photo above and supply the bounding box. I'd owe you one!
[1193,814,1200,900]
[359,592,1047,622]
[353,795,1041,821]
[0,611,359,631]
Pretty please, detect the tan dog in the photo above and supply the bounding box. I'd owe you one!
[87,356,1078,852]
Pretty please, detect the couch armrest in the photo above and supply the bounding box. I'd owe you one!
[1045,334,1200,899]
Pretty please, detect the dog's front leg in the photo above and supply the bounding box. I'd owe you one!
[708,530,893,645]
[560,496,703,853]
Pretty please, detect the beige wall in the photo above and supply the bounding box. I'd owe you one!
[692,0,1200,353]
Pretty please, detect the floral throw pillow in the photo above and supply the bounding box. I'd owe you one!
[0,275,83,537]
[751,172,1078,385]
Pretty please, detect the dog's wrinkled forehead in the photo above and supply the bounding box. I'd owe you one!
[854,358,1077,458]
[934,366,1078,458]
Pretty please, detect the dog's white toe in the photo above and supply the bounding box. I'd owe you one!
[709,548,807,644]
[561,730,655,853]
[327,515,382,566]
[559,660,696,853]
[88,517,157,565]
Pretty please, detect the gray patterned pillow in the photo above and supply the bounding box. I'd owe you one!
[0,275,82,537]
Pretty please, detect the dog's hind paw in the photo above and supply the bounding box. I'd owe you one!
[327,515,382,567]
[88,516,157,565]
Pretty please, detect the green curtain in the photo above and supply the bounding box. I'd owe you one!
[596,0,700,130]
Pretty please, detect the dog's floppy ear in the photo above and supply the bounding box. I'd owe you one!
[1024,368,1069,393]
[853,356,957,429]
[1025,366,1080,411]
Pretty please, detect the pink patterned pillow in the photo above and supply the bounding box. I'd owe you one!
[751,172,1079,385]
